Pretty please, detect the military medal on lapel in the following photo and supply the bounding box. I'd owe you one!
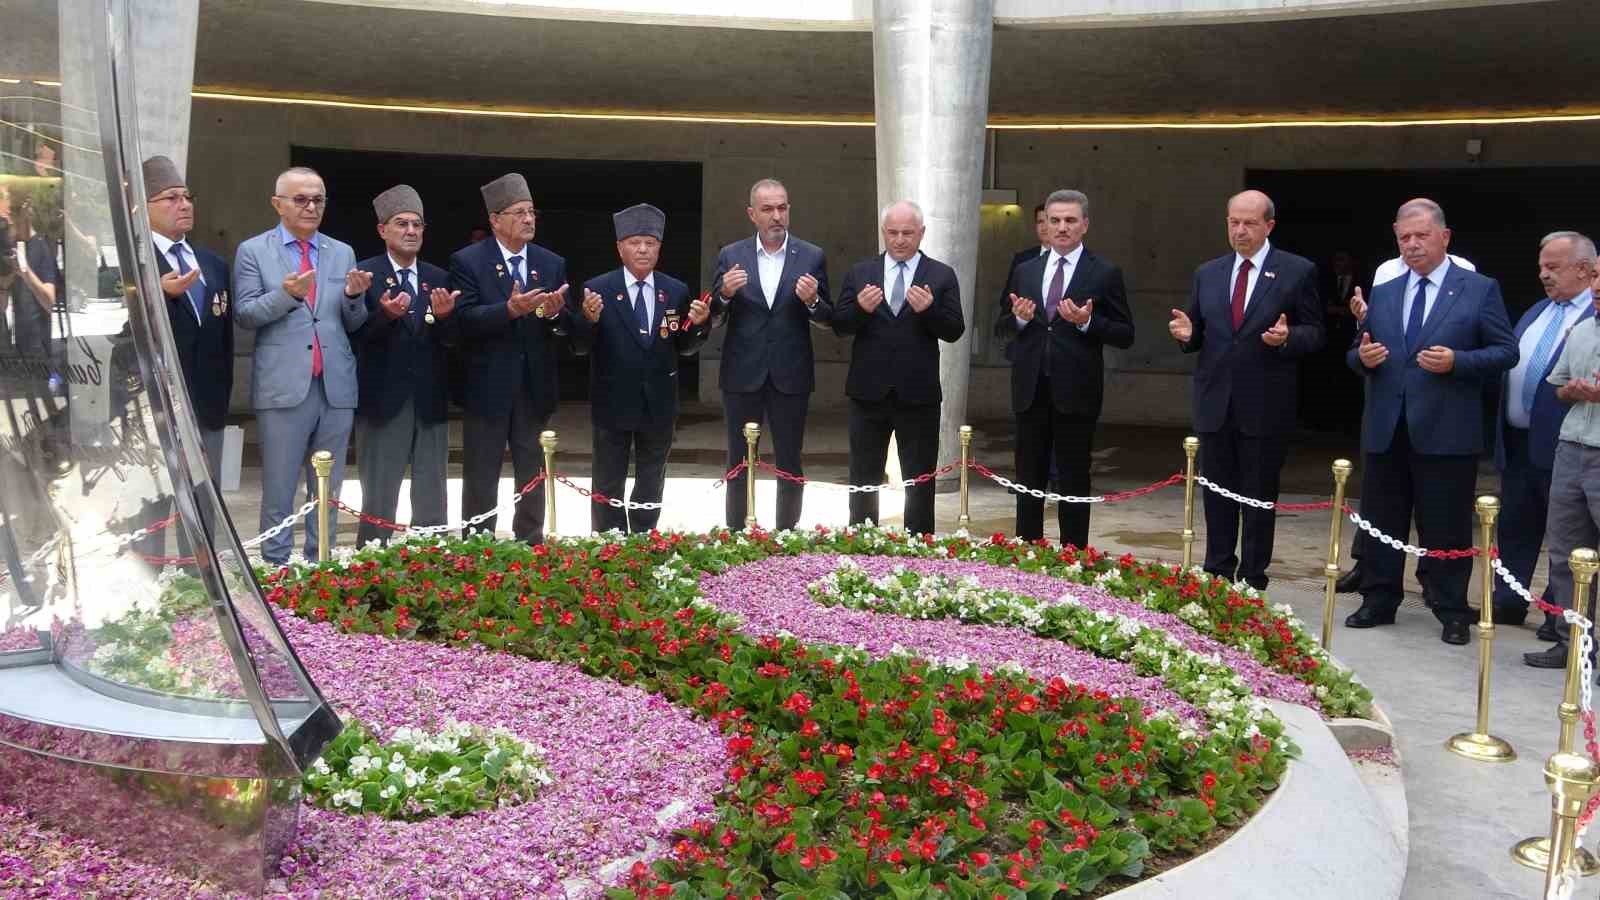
[386,276,396,287]
[212,290,229,317]
[666,309,681,334]
[425,311,436,324]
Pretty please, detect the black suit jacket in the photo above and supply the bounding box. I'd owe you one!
[1180,246,1324,436]
[155,241,234,430]
[449,237,572,419]
[832,253,965,405]
[709,235,831,394]
[998,245,1048,314]
[993,248,1134,418]
[352,255,456,424]
[571,269,710,431]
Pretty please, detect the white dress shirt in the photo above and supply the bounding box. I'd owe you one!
[498,240,534,286]
[151,231,206,319]
[1507,289,1590,429]
[388,254,419,293]
[1018,243,1089,331]
[1401,257,1452,342]
[883,251,921,290]
[626,269,657,331]
[1374,253,1474,287]
[755,234,786,308]
[1229,240,1271,318]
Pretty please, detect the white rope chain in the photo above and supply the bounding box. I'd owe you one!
[1194,476,1277,510]
[1345,509,1435,558]
[974,469,1108,504]
[240,500,320,549]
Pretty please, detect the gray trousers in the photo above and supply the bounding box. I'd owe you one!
[200,427,225,482]
[356,399,448,546]
[1545,440,1600,618]
[256,377,352,563]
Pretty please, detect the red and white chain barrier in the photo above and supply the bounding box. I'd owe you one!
[1193,475,1336,513]
[758,459,960,493]
[970,462,1185,504]
[334,472,548,537]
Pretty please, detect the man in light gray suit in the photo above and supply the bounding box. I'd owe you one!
[234,166,371,563]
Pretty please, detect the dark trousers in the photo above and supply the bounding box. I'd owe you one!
[1200,412,1288,590]
[1013,375,1095,546]
[461,383,547,544]
[592,422,673,534]
[724,380,810,530]
[1494,426,1553,613]
[847,393,940,535]
[1358,417,1477,624]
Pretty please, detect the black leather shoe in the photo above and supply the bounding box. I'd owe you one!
[1334,566,1363,594]
[1526,642,1570,669]
[1537,615,1564,642]
[1345,605,1397,628]
[1441,620,1471,645]
[1491,605,1528,627]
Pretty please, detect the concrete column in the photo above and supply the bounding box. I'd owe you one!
[872,0,994,473]
[128,0,200,171]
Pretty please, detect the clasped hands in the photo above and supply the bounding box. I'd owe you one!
[1009,293,1092,326]
[858,282,933,314]
[1166,309,1290,347]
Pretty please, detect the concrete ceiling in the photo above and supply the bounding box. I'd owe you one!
[62,0,1600,122]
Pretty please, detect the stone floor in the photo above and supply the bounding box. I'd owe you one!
[212,405,1586,900]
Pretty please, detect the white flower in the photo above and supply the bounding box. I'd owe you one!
[332,788,363,808]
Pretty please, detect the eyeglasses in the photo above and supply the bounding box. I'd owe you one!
[151,191,195,205]
[388,219,426,231]
[496,207,538,221]
[274,194,328,210]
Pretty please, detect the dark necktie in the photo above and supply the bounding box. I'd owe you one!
[1045,256,1066,322]
[171,241,204,321]
[508,255,525,291]
[634,280,651,345]
[1230,259,1253,330]
[1406,278,1429,355]
[398,268,419,330]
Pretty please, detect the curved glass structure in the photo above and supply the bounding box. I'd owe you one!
[0,0,339,891]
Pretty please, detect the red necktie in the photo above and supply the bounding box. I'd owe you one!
[1230,259,1253,330]
[298,240,323,377]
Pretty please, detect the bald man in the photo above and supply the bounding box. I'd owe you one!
[1169,190,1323,590]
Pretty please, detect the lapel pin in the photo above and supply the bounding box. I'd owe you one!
[659,324,669,339]
[425,310,436,325]
[386,276,395,287]
[421,283,429,292]
[495,263,504,273]
[1263,272,1277,279]
[615,293,624,301]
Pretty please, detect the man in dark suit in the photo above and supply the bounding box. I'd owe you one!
[1492,232,1595,654]
[574,204,710,533]
[1345,198,1518,645]
[994,189,1134,546]
[833,200,965,536]
[709,179,830,530]
[450,173,570,544]
[142,156,232,476]
[997,202,1049,309]
[351,185,460,546]
[1168,191,1322,590]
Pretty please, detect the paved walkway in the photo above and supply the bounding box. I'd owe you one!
[214,406,1585,899]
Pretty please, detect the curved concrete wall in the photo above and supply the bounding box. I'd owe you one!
[303,0,1543,31]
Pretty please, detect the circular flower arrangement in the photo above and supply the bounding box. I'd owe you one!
[4,525,1372,898]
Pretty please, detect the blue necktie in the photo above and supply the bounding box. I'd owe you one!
[1405,278,1429,356]
[172,241,204,320]
[889,262,907,315]
[508,255,524,291]
[634,280,651,345]
[1521,301,1572,416]
[397,268,419,330]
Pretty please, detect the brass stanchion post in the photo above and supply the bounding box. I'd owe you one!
[1511,548,1600,876]
[1321,459,1353,650]
[1445,496,1516,762]
[1181,436,1199,569]
[312,450,334,563]
[540,430,558,539]
[743,421,760,531]
[957,425,973,530]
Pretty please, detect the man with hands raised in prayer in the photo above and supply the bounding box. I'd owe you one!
[833,200,965,536]
[709,178,830,531]
[234,166,370,564]
[1343,198,1517,646]
[351,185,458,546]
[450,173,570,545]
[994,188,1134,548]
[1168,189,1322,591]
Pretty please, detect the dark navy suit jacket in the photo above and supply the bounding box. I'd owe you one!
[571,268,709,431]
[1180,246,1323,436]
[831,253,964,406]
[1494,297,1595,471]
[155,242,234,431]
[352,254,455,424]
[449,237,571,419]
[708,235,830,395]
[1347,263,1518,456]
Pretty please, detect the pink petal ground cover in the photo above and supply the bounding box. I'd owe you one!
[0,616,730,900]
[0,624,42,652]
[698,554,1207,728]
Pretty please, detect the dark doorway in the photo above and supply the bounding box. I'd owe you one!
[1246,166,1600,434]
[291,147,705,402]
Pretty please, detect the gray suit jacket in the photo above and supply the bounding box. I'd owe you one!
[233,227,368,410]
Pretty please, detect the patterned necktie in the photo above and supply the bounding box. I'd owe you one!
[1045,256,1066,321]
[889,262,907,315]
[634,280,651,345]
[398,268,419,330]
[1230,259,1253,329]
[1405,278,1429,356]
[298,239,322,377]
[1522,300,1573,415]
[508,255,524,291]
[171,241,204,321]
